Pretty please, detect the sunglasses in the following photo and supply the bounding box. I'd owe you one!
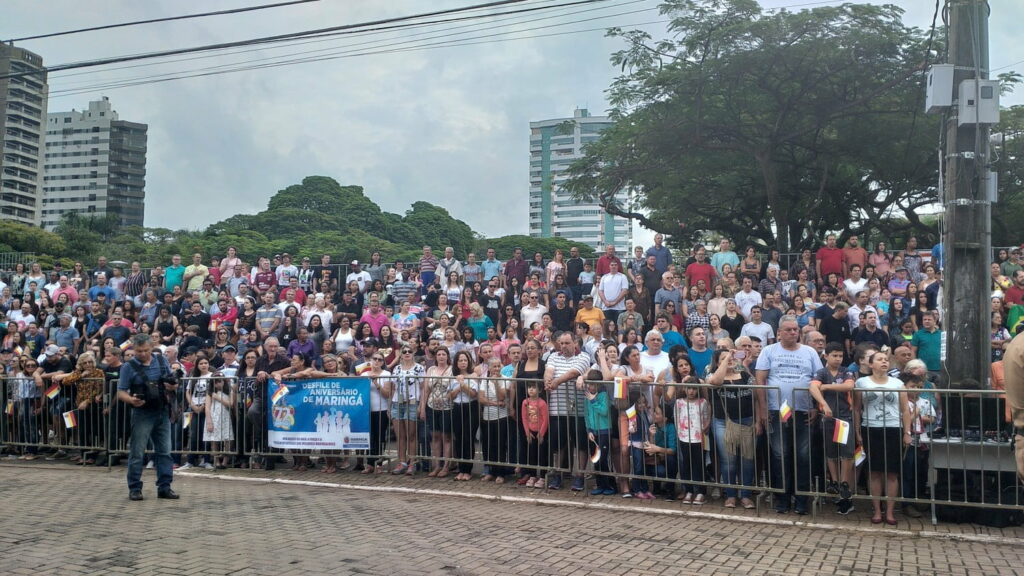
[372,357,384,362]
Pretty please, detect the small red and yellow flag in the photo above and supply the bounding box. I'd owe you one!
[779,399,793,423]
[4,400,13,416]
[854,446,866,467]
[62,410,78,428]
[45,384,60,400]
[832,419,851,445]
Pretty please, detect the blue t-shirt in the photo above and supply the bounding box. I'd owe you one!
[686,346,713,379]
[755,343,823,412]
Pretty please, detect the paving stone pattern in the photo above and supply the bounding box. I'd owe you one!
[2,463,1024,575]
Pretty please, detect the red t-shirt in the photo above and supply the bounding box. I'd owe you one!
[596,255,622,277]
[816,247,845,278]
[685,261,716,288]
[1006,285,1024,307]
[254,271,276,293]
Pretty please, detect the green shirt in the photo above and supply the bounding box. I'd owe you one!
[585,390,611,432]
[911,328,942,371]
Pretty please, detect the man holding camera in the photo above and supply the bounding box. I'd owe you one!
[116,333,180,501]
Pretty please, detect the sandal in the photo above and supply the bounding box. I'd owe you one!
[723,497,737,509]
[437,468,450,478]
[741,498,756,510]
[427,468,439,478]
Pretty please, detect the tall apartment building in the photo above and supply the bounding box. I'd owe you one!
[529,108,632,254]
[0,44,48,226]
[42,97,147,230]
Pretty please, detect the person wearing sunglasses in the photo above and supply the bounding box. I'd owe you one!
[389,346,425,475]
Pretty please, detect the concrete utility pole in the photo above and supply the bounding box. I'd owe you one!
[942,0,991,388]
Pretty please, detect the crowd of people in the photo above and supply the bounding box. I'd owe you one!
[0,235,1014,521]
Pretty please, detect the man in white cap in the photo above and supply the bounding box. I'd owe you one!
[346,260,372,293]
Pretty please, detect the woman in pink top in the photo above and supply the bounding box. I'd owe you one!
[869,241,891,279]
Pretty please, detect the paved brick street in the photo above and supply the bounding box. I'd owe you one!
[3,462,1024,575]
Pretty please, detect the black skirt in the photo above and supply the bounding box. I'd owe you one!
[864,426,902,475]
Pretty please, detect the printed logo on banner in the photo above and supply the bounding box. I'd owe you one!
[267,377,371,450]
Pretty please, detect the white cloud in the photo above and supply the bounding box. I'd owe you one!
[6,0,1022,241]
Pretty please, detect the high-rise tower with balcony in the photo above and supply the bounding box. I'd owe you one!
[43,97,147,230]
[528,108,632,253]
[0,45,48,226]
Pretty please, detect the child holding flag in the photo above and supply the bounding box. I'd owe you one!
[809,342,858,515]
[625,391,654,499]
[584,369,614,496]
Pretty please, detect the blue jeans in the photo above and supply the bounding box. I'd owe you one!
[767,410,811,511]
[127,407,174,492]
[713,418,755,499]
[591,430,613,490]
[629,445,649,493]
[18,399,40,454]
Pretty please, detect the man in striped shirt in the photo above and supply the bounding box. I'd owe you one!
[544,331,591,491]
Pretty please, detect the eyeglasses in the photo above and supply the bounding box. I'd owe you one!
[401,349,413,354]
[372,357,385,362]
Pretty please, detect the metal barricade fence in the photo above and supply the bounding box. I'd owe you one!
[794,385,1023,525]
[1,376,108,461]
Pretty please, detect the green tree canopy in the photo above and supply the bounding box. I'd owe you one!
[50,176,588,267]
[564,0,942,252]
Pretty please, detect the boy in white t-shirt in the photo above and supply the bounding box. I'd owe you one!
[901,373,935,517]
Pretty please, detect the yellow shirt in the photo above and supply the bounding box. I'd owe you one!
[185,264,209,291]
[574,306,605,329]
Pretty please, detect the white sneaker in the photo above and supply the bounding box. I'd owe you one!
[178,463,193,470]
[145,461,154,469]
[200,462,215,470]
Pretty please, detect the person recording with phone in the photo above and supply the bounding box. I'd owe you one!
[116,333,180,501]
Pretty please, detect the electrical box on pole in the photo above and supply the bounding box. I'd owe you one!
[958,79,1000,125]
[926,64,955,113]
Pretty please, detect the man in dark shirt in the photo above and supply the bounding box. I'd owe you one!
[182,301,211,339]
[335,291,362,325]
[813,288,837,330]
[853,310,888,349]
[504,247,528,289]
[549,291,575,333]
[819,301,852,359]
[565,246,585,305]
[250,337,290,469]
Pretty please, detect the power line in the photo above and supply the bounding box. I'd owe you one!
[1,0,572,80]
[6,0,321,43]
[48,17,669,98]
[49,0,618,82]
[49,0,654,93]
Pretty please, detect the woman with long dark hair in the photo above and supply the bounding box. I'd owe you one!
[449,350,480,481]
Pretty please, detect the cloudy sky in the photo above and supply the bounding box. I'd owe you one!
[5,0,1022,242]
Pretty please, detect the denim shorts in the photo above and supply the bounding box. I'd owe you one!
[391,402,419,422]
